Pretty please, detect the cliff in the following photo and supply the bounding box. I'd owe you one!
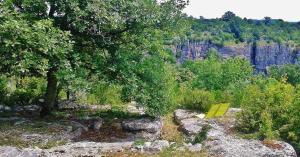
[174,41,300,72]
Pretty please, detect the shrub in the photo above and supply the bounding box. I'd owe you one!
[184,56,252,90]
[182,89,215,112]
[6,77,46,106]
[269,64,300,86]
[236,78,295,138]
[135,58,179,116]
[87,81,123,108]
[0,76,7,103]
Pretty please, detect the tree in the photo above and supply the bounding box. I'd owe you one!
[222,11,236,21]
[264,17,272,25]
[269,65,300,86]
[0,0,189,116]
[0,8,73,115]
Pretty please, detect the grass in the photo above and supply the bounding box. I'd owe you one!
[0,120,67,149]
[0,133,29,148]
[161,113,185,143]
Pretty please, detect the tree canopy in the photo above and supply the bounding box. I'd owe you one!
[0,0,190,116]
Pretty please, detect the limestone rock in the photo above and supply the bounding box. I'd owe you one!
[184,143,202,152]
[144,140,170,152]
[174,109,197,124]
[126,101,145,115]
[70,121,89,132]
[121,118,162,133]
[93,118,103,131]
[175,109,297,157]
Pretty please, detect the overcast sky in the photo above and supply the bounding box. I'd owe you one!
[183,0,300,22]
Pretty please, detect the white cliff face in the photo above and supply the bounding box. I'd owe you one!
[174,41,300,71]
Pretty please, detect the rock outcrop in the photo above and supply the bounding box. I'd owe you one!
[0,140,173,157]
[121,118,162,140]
[174,109,297,157]
[174,41,300,72]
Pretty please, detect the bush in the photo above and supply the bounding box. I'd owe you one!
[87,81,123,108]
[236,78,295,139]
[6,77,46,106]
[184,55,253,90]
[182,89,215,112]
[135,58,178,116]
[269,64,300,86]
[0,76,8,103]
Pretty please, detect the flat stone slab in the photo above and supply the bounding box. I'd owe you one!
[121,118,162,133]
[174,109,197,124]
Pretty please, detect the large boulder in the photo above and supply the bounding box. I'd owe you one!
[179,118,209,136]
[121,118,162,140]
[174,109,197,124]
[174,109,207,136]
[121,118,162,133]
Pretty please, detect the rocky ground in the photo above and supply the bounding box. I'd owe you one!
[0,102,297,157]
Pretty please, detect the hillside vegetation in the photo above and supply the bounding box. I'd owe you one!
[185,11,300,47]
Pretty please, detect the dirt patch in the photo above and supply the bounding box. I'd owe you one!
[74,120,134,142]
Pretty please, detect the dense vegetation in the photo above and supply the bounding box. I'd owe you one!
[1,0,300,154]
[186,11,300,47]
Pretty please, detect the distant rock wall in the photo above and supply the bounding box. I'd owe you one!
[174,41,300,72]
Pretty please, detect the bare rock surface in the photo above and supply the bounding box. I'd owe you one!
[143,140,170,152]
[126,101,146,115]
[121,118,162,140]
[174,109,197,124]
[174,109,297,157]
[205,121,296,157]
[0,140,173,157]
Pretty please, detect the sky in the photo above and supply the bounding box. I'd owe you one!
[183,0,300,22]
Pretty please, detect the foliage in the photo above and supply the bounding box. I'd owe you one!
[0,0,190,116]
[181,89,215,112]
[236,78,295,139]
[269,64,300,86]
[86,82,123,107]
[188,12,300,47]
[135,58,179,116]
[0,76,8,103]
[183,54,253,90]
[2,77,46,106]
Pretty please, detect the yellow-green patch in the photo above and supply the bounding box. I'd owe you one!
[206,103,230,118]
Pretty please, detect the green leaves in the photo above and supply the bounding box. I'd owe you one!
[0,11,73,77]
[184,55,253,90]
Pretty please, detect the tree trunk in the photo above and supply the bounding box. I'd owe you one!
[41,68,58,116]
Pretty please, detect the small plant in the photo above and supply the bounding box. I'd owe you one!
[193,125,211,144]
[133,139,146,146]
[182,89,215,112]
